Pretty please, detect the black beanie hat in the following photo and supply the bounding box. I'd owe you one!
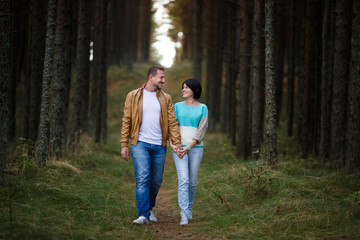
[183,78,202,99]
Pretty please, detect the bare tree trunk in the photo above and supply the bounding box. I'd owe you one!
[62,1,73,150]
[320,0,335,161]
[346,0,360,173]
[330,0,352,165]
[192,0,203,82]
[50,0,69,158]
[37,0,57,167]
[286,0,295,137]
[236,0,253,159]
[8,0,28,141]
[70,0,90,151]
[251,0,265,159]
[95,0,108,144]
[28,0,46,141]
[0,0,11,183]
[264,0,277,165]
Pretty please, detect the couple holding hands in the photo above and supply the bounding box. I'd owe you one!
[120,66,208,225]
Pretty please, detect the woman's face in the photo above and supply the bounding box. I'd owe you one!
[182,83,194,99]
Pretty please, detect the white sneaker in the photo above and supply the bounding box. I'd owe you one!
[187,210,192,220]
[180,213,188,225]
[149,210,158,222]
[133,216,149,225]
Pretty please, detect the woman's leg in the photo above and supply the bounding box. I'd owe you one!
[188,148,203,211]
[172,150,189,215]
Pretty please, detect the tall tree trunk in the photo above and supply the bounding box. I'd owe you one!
[50,0,69,158]
[37,0,57,167]
[330,0,352,165]
[251,0,265,159]
[8,0,28,141]
[0,0,11,183]
[286,0,295,137]
[62,1,73,150]
[70,0,90,151]
[320,0,335,161]
[236,0,253,159]
[299,0,313,159]
[264,0,277,165]
[28,0,46,141]
[346,0,360,173]
[274,0,286,125]
[137,0,151,62]
[225,0,238,145]
[192,0,203,82]
[205,1,216,130]
[95,0,108,144]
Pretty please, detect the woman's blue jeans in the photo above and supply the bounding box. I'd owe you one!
[172,148,203,215]
[131,141,166,219]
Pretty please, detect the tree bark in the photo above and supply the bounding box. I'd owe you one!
[70,0,90,151]
[346,0,360,173]
[192,0,203,82]
[236,0,253,159]
[0,0,11,183]
[28,0,46,141]
[50,0,69,158]
[330,0,352,164]
[251,0,265,159]
[37,0,57,167]
[264,0,277,165]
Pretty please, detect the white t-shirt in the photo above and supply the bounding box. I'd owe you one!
[138,89,162,145]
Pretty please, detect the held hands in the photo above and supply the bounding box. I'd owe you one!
[169,137,188,159]
[176,146,190,158]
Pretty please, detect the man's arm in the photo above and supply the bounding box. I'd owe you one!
[167,96,181,146]
[120,92,132,160]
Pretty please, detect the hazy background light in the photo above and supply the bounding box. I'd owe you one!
[152,0,176,68]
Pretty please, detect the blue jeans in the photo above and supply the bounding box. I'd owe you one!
[172,148,203,215]
[131,141,166,219]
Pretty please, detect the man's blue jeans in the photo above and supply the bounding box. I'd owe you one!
[131,141,166,219]
[172,147,203,216]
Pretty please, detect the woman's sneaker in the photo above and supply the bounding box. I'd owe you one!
[149,210,158,222]
[180,213,188,225]
[187,210,192,220]
[133,216,149,225]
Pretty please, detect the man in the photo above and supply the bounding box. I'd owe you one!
[121,66,181,225]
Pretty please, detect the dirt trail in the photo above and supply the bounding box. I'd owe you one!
[149,189,194,240]
[148,157,195,240]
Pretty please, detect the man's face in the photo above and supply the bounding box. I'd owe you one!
[151,70,166,90]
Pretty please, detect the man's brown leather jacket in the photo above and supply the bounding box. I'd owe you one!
[121,84,181,147]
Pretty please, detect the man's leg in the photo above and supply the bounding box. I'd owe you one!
[149,144,166,211]
[131,141,151,219]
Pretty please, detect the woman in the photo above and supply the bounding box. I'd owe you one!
[169,78,208,225]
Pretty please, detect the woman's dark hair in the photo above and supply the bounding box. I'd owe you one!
[183,78,202,99]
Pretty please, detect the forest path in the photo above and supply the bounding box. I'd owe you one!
[148,157,195,240]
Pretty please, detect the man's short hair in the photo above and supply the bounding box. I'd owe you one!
[147,66,165,80]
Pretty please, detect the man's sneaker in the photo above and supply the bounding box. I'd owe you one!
[149,210,158,222]
[133,216,149,225]
[187,210,192,220]
[180,213,188,225]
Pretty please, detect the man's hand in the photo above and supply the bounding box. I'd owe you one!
[121,146,129,161]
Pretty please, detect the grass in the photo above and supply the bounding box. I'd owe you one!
[1,62,360,239]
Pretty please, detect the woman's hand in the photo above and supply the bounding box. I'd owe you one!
[169,137,183,158]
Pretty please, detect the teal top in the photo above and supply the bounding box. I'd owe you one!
[174,101,208,148]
